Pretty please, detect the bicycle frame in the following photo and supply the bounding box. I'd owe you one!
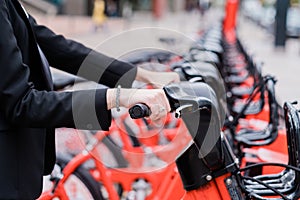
[183,174,234,200]
[40,121,189,200]
[107,111,191,168]
[39,131,120,200]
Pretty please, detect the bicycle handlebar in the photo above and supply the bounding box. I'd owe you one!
[128,82,225,172]
[129,103,151,119]
[128,82,219,121]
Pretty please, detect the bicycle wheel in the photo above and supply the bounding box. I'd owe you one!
[101,135,128,168]
[42,155,104,200]
[55,128,127,168]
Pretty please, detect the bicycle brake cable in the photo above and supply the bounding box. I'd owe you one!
[239,162,300,174]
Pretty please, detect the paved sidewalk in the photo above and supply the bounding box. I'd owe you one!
[34,9,223,48]
[33,8,300,105]
[237,16,300,104]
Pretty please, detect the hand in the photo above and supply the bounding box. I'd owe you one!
[135,65,180,88]
[107,88,170,126]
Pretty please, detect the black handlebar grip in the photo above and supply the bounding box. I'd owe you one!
[129,104,151,119]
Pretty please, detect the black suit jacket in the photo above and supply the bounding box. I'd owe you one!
[0,0,137,199]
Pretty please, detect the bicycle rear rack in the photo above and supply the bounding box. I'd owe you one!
[240,102,300,199]
[234,76,279,146]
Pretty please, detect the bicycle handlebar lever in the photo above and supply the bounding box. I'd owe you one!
[175,104,194,118]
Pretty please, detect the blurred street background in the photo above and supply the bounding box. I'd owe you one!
[22,0,300,105]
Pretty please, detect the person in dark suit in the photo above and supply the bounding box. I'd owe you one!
[0,0,179,199]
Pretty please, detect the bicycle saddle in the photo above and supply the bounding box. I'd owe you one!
[52,70,86,90]
[225,70,250,84]
[227,68,263,98]
[232,98,264,115]
[234,77,278,146]
[235,124,277,146]
[230,85,254,97]
[119,49,175,65]
[187,48,220,65]
[203,26,222,37]
[191,41,224,56]
[224,64,248,74]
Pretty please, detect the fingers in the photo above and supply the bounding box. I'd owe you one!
[149,104,167,120]
[147,104,167,128]
[172,72,181,83]
[150,72,180,89]
[135,67,180,89]
[146,90,170,127]
[117,88,170,126]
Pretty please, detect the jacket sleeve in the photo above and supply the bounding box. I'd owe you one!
[29,16,137,88]
[0,2,111,130]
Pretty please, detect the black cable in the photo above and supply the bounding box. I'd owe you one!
[228,80,264,128]
[242,176,289,200]
[231,76,274,127]
[239,162,300,174]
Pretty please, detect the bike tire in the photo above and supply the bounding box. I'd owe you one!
[102,135,128,168]
[55,155,104,200]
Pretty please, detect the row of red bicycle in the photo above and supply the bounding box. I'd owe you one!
[39,4,300,200]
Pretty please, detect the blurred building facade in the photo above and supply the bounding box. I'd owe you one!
[25,0,224,18]
[43,0,186,16]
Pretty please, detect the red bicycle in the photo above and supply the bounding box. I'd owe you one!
[39,119,189,200]
[39,17,300,199]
